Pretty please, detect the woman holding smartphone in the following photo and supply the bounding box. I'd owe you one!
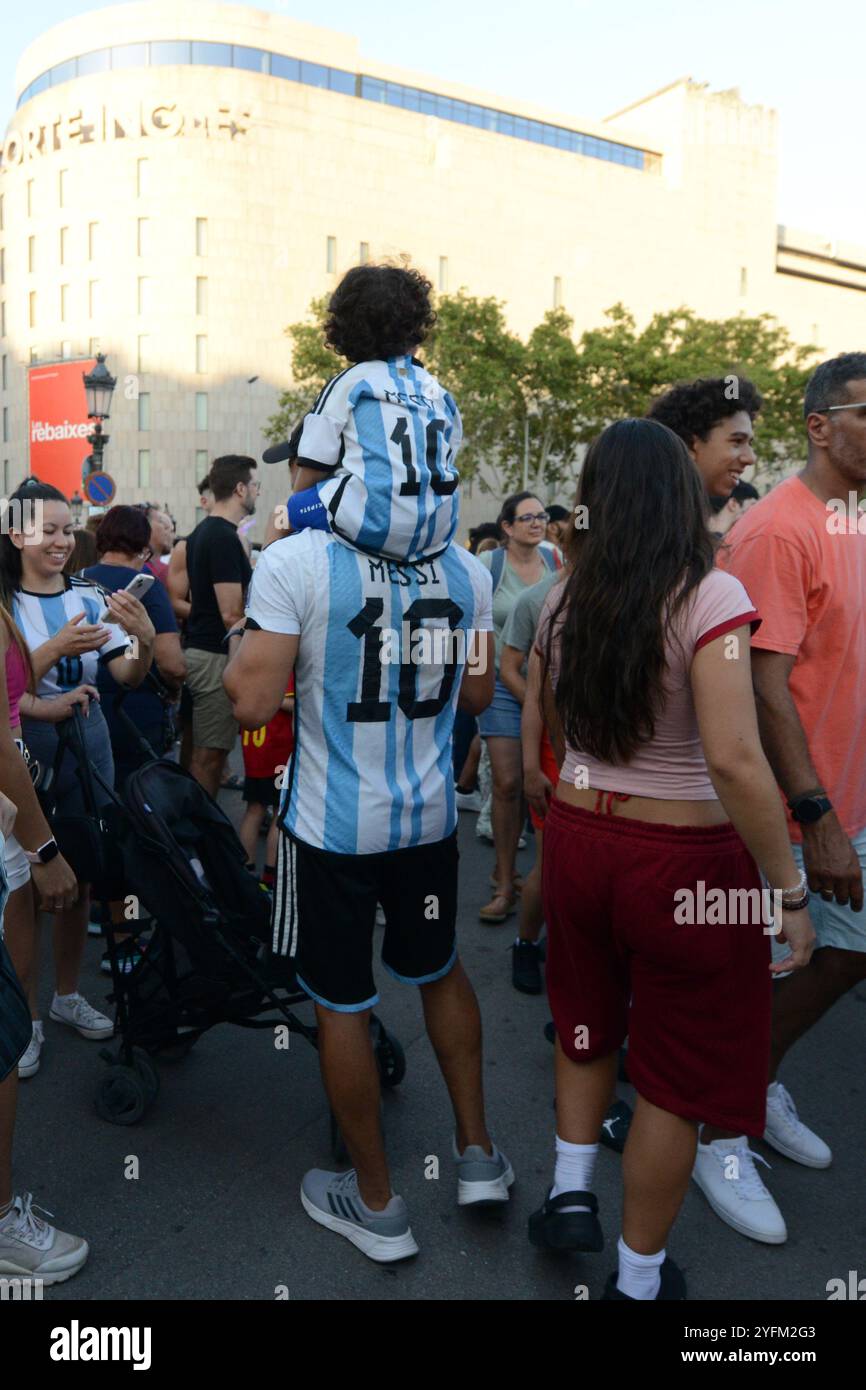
[0,480,154,1062]
[529,421,815,1301]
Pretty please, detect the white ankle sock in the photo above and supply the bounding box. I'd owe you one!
[616,1235,665,1300]
[550,1136,598,1212]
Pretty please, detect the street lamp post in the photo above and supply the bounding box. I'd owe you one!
[82,353,117,482]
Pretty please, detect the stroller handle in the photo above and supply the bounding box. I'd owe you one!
[112,671,172,763]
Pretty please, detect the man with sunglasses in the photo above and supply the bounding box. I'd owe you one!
[698,353,866,1243]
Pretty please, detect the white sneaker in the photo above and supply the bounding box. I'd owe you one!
[763,1082,832,1169]
[455,787,482,813]
[18,1021,44,1080]
[49,992,114,1040]
[0,1192,89,1285]
[692,1137,787,1244]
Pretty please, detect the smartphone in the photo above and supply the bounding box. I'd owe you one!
[99,571,155,622]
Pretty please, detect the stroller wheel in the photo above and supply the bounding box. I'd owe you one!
[95,1065,147,1126]
[130,1048,161,1104]
[374,1028,406,1090]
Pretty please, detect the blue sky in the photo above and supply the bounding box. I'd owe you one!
[3,0,863,244]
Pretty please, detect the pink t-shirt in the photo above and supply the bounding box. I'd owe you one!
[5,637,28,729]
[535,569,759,800]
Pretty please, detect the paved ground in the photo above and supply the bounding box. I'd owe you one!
[14,792,866,1302]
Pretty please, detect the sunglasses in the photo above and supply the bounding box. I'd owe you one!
[815,403,866,415]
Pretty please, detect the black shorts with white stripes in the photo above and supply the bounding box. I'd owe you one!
[271,829,459,1011]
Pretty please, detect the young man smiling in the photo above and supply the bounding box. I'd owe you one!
[647,376,761,501]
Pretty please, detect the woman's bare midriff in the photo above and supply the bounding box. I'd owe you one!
[555,778,731,826]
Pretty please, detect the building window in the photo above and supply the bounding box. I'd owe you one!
[3,461,8,495]
[59,226,69,264]
[739,267,748,296]
[59,168,68,207]
[136,158,150,197]
[438,256,448,293]
[0,194,4,231]
[88,222,98,259]
[2,407,7,443]
[138,449,151,487]
[138,276,152,315]
[26,181,33,217]
[137,218,149,257]
[196,448,209,474]
[61,340,72,359]
[196,277,208,315]
[29,347,38,364]
[195,392,208,430]
[138,392,151,431]
[28,291,36,328]
[60,284,69,321]
[195,218,207,256]
[553,276,563,309]
[1,356,6,390]
[88,280,99,317]
[89,337,101,356]
[326,236,336,273]
[0,303,5,338]
[137,334,149,372]
[0,249,4,285]
[359,241,370,265]
[28,236,35,273]
[195,335,207,374]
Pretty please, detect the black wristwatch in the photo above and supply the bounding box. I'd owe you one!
[23,837,60,865]
[788,792,833,825]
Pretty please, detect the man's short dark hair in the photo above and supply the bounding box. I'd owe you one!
[646,377,763,447]
[731,480,759,503]
[197,475,212,495]
[208,455,255,502]
[546,504,570,523]
[95,505,151,558]
[803,353,866,418]
[467,521,501,553]
[324,265,436,363]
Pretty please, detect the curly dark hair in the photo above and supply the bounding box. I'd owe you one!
[646,376,763,448]
[324,265,436,363]
[541,419,714,765]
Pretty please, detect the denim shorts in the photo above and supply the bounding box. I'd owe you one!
[478,679,522,740]
[786,827,866,954]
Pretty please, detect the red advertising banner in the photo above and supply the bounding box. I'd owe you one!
[28,359,96,498]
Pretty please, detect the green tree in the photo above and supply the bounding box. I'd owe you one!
[574,305,819,484]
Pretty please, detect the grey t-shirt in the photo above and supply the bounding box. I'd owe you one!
[501,568,562,665]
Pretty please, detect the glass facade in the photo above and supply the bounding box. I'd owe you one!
[17,42,656,173]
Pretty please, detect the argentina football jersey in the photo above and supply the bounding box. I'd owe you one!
[296,357,462,564]
[246,530,492,855]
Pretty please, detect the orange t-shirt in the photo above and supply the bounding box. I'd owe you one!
[718,475,866,842]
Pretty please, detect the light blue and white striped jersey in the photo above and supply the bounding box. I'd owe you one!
[246,530,492,855]
[13,577,129,698]
[297,356,462,563]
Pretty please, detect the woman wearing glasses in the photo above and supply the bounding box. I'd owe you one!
[476,492,560,923]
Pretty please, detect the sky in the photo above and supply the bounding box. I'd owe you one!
[2,0,864,245]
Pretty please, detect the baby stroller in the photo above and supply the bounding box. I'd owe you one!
[43,697,406,1154]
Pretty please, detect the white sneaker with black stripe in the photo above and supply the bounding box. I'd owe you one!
[300,1168,419,1263]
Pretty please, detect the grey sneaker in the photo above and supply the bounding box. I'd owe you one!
[300,1169,419,1263]
[18,1021,44,1080]
[0,1192,89,1285]
[49,992,113,1040]
[452,1138,515,1206]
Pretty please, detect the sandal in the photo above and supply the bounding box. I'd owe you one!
[479,890,517,924]
[489,873,523,894]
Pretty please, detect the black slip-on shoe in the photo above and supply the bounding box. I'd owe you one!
[528,1188,604,1253]
[602,1256,687,1300]
[512,939,544,994]
[599,1099,633,1154]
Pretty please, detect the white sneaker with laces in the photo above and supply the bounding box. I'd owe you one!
[49,992,114,1040]
[17,1021,44,1079]
[692,1136,787,1244]
[763,1082,832,1168]
[0,1192,89,1284]
[455,787,482,813]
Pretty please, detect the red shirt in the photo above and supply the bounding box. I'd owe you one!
[241,683,295,780]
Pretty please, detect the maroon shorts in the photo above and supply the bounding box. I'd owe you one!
[542,797,772,1135]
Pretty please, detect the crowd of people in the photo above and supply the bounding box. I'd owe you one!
[0,261,863,1302]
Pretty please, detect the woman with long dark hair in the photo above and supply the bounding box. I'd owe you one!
[529,420,814,1300]
[0,479,155,1063]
